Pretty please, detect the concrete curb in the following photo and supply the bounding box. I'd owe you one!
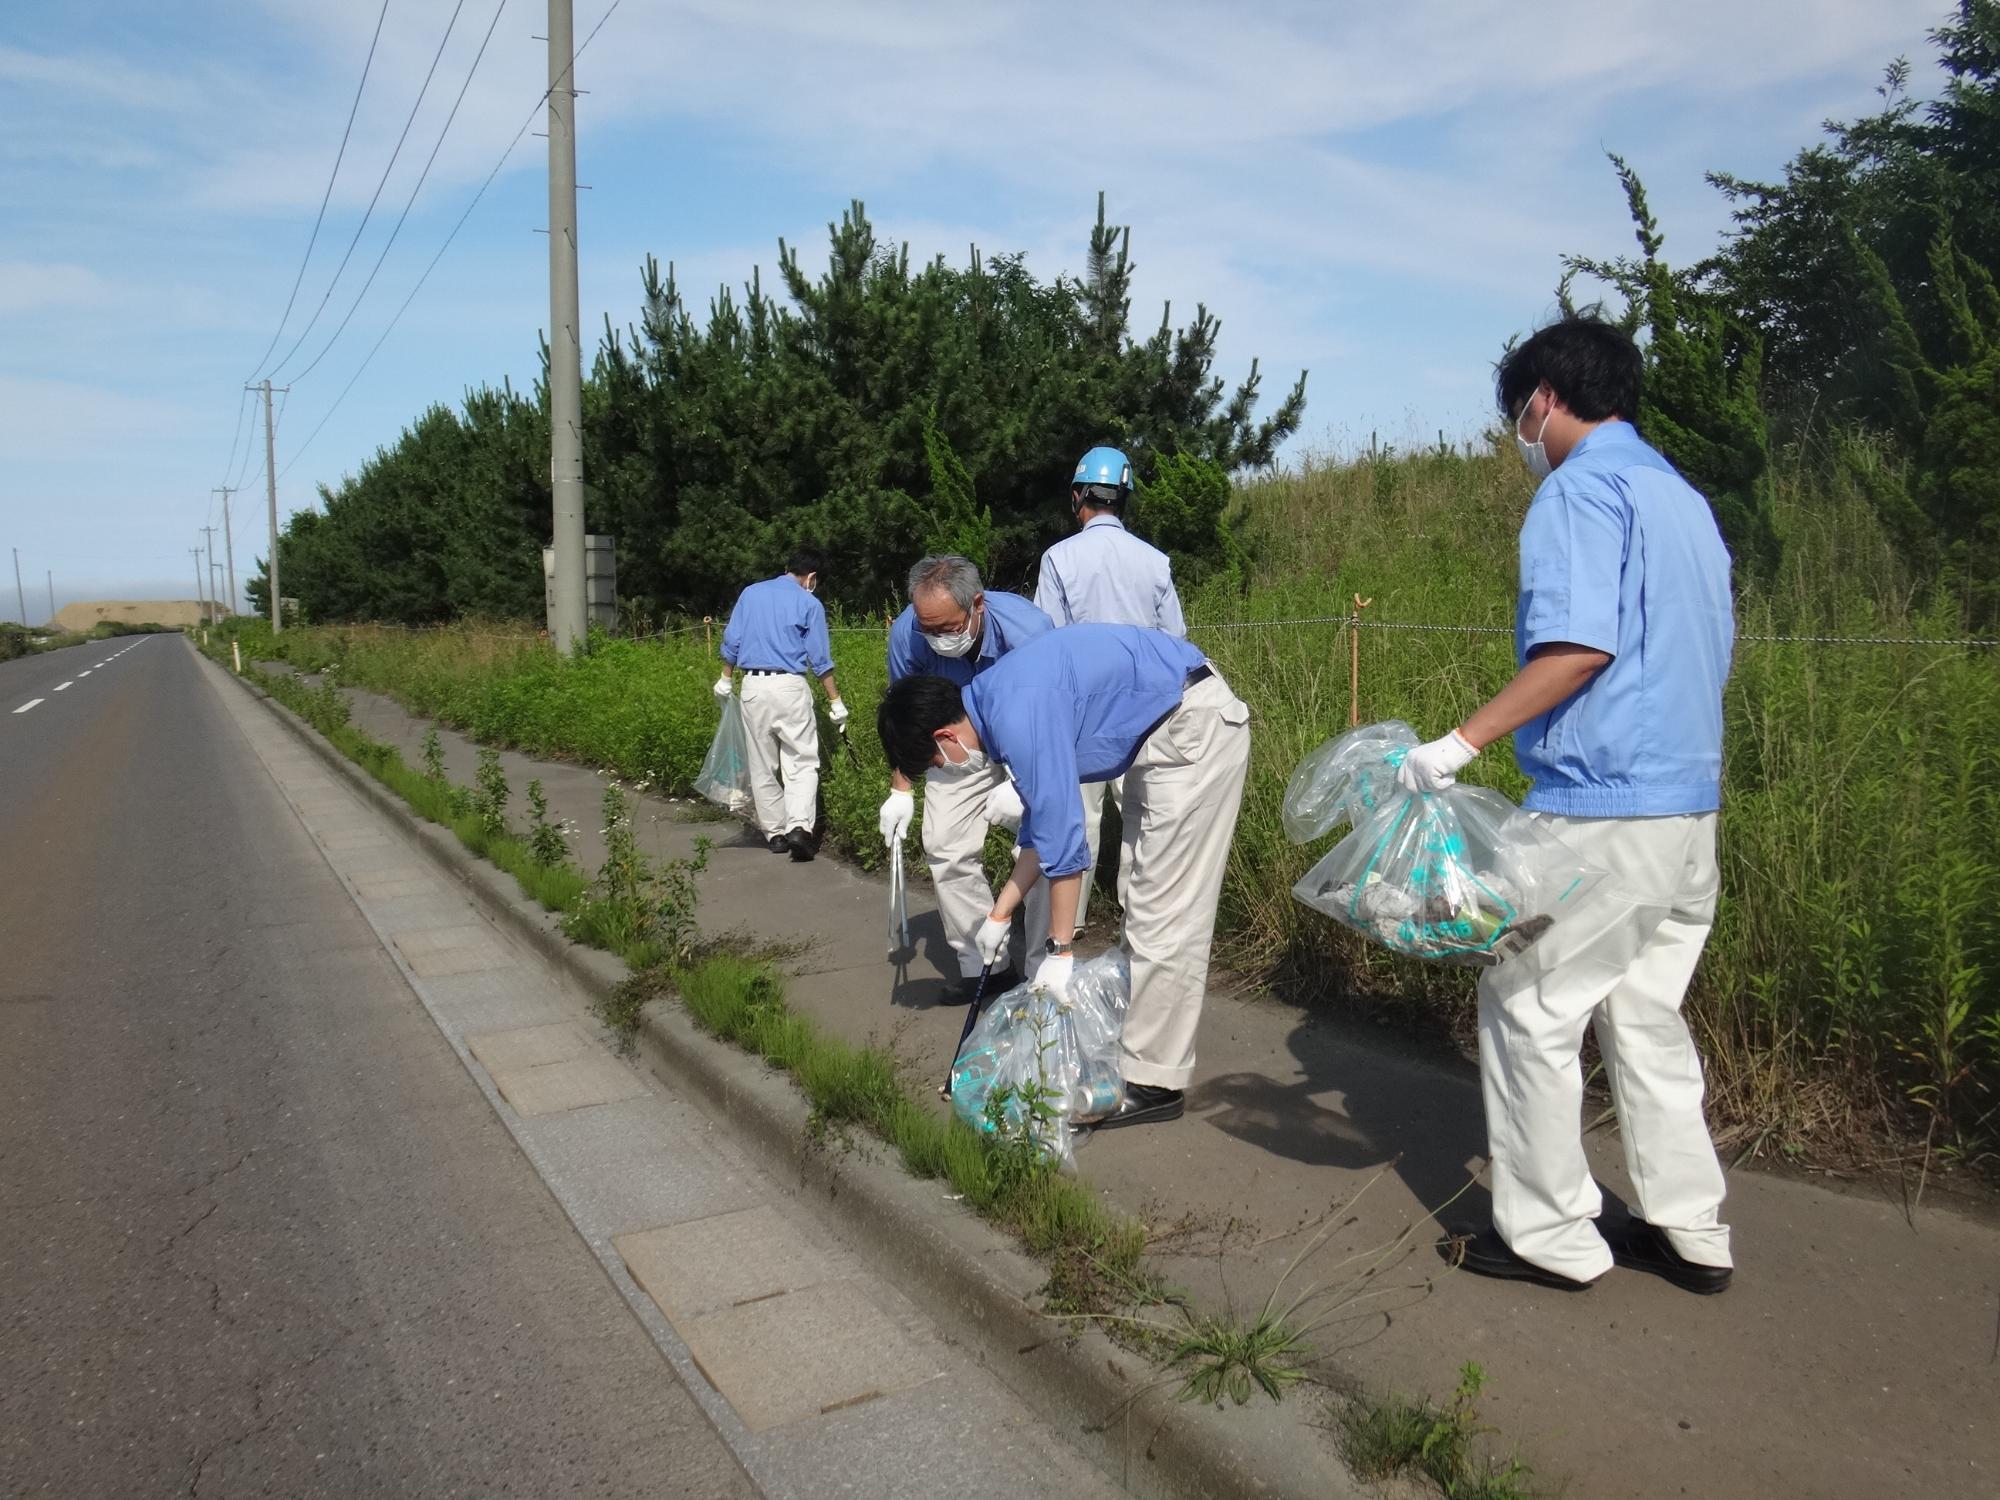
[212,652,1358,1500]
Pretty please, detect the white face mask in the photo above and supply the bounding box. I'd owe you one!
[923,629,977,658]
[1515,392,1554,481]
[921,602,982,659]
[939,733,988,775]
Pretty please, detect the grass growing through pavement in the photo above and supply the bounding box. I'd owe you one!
[1337,1362,1541,1500]
[620,954,1151,1306]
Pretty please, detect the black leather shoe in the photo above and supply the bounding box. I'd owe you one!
[952,968,1018,1006]
[1091,1082,1185,1130]
[1604,1218,1733,1295]
[785,827,817,862]
[1443,1227,1595,1292]
[766,834,789,854]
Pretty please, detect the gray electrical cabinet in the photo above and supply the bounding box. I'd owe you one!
[542,535,617,634]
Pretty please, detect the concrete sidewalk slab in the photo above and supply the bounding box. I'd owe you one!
[487,1052,649,1117]
[681,1278,941,1433]
[617,1205,832,1320]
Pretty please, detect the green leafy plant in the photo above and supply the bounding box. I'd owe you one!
[472,747,510,840]
[525,777,568,867]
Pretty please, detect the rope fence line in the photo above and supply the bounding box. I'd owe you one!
[288,615,2000,652]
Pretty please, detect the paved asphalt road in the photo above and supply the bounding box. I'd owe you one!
[0,638,756,1497]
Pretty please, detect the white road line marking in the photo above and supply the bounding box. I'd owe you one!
[54,681,73,691]
[12,699,44,714]
[79,670,91,676]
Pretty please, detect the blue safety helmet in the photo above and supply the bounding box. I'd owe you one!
[1072,445,1133,493]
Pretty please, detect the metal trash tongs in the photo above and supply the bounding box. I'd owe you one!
[888,843,911,956]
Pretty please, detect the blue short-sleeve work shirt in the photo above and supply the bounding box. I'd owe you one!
[961,624,1206,877]
[1513,422,1735,817]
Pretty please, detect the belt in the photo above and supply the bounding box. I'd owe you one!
[742,667,792,676]
[1185,664,1213,688]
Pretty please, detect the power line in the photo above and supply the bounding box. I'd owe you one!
[280,0,623,482]
[265,0,470,384]
[283,0,510,387]
[245,0,394,383]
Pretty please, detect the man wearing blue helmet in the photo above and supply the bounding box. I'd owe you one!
[1035,445,1188,932]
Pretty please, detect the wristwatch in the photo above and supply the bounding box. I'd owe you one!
[1044,938,1074,957]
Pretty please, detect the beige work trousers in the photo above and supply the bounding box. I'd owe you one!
[922,760,1050,979]
[738,672,818,838]
[1115,672,1252,1090]
[1476,812,1731,1282]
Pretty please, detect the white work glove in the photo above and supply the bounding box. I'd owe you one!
[974,915,1012,969]
[1035,953,1074,1000]
[878,788,914,847]
[1397,729,1478,793]
[712,671,733,700]
[985,777,1024,832]
[828,697,850,729]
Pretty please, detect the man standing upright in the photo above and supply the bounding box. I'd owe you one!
[717,546,847,862]
[879,555,1053,997]
[1398,317,1737,1295]
[1034,446,1187,931]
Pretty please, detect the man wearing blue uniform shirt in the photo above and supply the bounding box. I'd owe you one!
[716,546,847,862]
[879,555,1054,998]
[877,623,1251,1129]
[1035,445,1188,934]
[1398,318,1737,1295]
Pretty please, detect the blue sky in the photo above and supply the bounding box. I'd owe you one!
[0,0,1950,617]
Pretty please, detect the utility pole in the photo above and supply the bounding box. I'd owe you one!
[250,380,288,632]
[190,547,208,624]
[10,548,24,626]
[210,559,225,621]
[213,486,239,617]
[546,0,586,656]
[200,526,220,624]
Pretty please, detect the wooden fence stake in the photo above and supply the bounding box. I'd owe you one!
[1349,593,1373,727]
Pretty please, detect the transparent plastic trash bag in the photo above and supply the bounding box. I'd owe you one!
[694,694,753,816]
[1283,721,1604,967]
[947,948,1131,1169]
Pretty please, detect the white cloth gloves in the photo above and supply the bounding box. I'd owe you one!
[985,777,1024,832]
[974,915,1012,968]
[1397,729,1479,793]
[828,697,850,729]
[712,671,733,700]
[879,788,914,847]
[1035,952,1073,1000]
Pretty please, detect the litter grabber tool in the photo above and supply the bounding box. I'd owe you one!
[887,843,911,957]
[939,963,993,1099]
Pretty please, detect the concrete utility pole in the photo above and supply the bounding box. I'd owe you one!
[250,380,288,633]
[190,547,208,624]
[200,526,220,623]
[546,0,587,656]
[11,548,24,626]
[213,487,239,617]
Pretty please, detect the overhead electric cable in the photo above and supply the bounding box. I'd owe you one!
[283,0,510,387]
[279,0,622,480]
[266,0,468,382]
[245,0,393,382]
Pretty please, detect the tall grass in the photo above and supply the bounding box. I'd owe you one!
[220,442,2000,1164]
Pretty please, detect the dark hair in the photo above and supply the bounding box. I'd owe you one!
[785,544,825,579]
[1496,317,1642,425]
[877,674,966,780]
[1071,482,1126,511]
